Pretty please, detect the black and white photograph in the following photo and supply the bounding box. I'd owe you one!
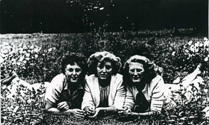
[1,0,209,124]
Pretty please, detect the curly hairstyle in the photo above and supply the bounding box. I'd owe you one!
[87,51,122,76]
[122,55,157,87]
[61,52,87,85]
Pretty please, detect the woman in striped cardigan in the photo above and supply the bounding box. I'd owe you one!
[121,55,203,116]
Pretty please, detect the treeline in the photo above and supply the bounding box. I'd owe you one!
[0,0,207,33]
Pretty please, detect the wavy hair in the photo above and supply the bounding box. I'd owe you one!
[61,52,87,85]
[122,55,157,87]
[87,51,122,76]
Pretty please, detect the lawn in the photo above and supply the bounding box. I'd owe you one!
[1,31,209,124]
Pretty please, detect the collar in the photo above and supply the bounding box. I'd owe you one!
[63,77,84,90]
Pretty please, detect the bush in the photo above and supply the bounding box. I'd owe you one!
[1,32,209,124]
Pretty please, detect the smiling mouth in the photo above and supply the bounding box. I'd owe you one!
[71,76,78,80]
[99,73,109,79]
[100,75,107,77]
[132,76,140,79]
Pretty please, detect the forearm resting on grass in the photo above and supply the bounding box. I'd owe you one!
[85,106,118,118]
[64,109,85,118]
[45,100,69,112]
[133,110,159,116]
[122,110,160,117]
[45,101,60,113]
[97,106,118,112]
[119,105,160,116]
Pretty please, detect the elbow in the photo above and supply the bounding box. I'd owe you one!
[45,99,54,110]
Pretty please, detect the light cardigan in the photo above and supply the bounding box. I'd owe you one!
[126,75,166,112]
[81,74,126,110]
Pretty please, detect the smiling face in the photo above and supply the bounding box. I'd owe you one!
[65,63,82,83]
[97,61,113,81]
[128,62,145,83]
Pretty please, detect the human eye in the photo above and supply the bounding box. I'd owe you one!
[106,65,112,70]
[136,69,142,72]
[130,69,134,73]
[68,68,73,72]
[97,63,103,69]
[75,68,81,72]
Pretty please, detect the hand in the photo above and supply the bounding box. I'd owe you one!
[83,106,95,116]
[118,106,132,117]
[57,101,69,111]
[70,109,85,118]
[88,108,101,118]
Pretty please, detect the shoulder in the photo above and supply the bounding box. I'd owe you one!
[149,75,165,88]
[52,73,66,81]
[85,74,98,86]
[111,73,123,87]
[112,73,123,82]
[151,75,164,83]
[85,74,96,81]
[50,73,66,87]
[113,73,123,81]
[115,73,123,79]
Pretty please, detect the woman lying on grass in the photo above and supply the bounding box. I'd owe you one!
[120,55,204,116]
[82,51,130,118]
[44,53,87,118]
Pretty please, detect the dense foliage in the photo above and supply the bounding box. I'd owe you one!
[1,32,209,124]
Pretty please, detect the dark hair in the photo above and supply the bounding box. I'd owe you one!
[122,55,157,87]
[87,51,121,76]
[61,52,87,85]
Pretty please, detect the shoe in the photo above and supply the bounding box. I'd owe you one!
[195,63,202,75]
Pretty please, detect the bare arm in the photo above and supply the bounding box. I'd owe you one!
[88,106,117,118]
[96,106,117,112]
[119,110,159,118]
[132,111,158,116]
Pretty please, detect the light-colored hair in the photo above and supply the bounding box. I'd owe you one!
[87,51,122,75]
[122,55,157,86]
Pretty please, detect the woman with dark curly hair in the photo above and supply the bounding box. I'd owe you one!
[82,51,128,118]
[45,53,87,118]
[120,55,204,116]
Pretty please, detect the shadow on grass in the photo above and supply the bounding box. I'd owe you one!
[39,111,163,125]
[34,108,208,125]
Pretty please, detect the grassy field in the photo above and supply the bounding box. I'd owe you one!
[1,31,209,124]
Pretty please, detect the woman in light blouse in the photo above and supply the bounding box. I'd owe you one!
[82,51,128,118]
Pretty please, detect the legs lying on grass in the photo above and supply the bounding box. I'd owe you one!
[166,63,203,92]
[179,63,202,89]
[1,71,18,85]
[164,63,204,109]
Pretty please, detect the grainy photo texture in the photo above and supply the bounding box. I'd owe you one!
[1,0,209,124]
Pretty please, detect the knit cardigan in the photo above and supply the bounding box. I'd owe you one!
[125,75,166,112]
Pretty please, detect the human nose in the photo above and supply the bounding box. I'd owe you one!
[133,70,137,75]
[101,67,107,72]
[72,70,76,75]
